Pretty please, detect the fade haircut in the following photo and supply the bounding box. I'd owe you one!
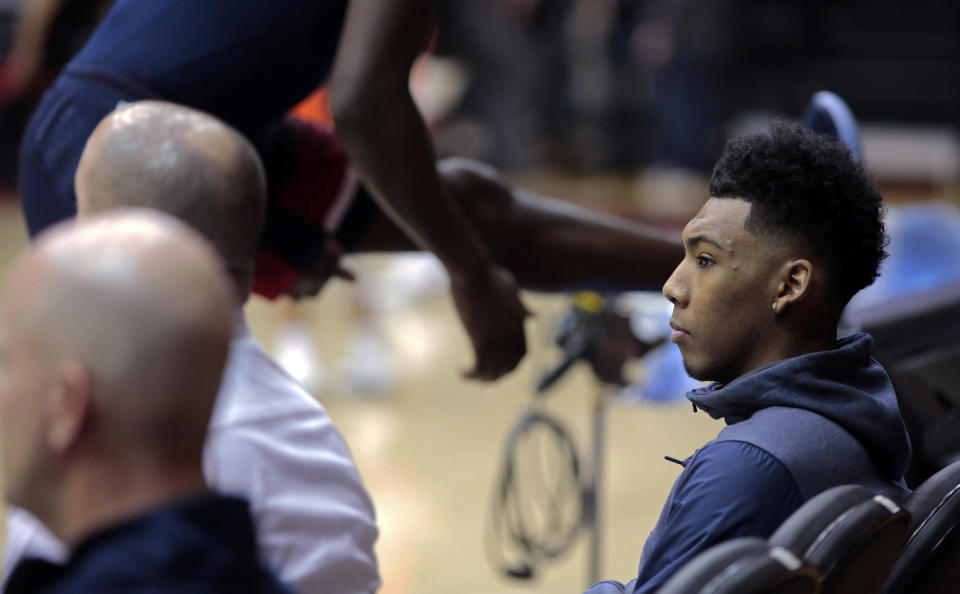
[710,122,888,306]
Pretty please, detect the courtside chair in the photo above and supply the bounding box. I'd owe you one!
[769,485,910,594]
[885,460,960,594]
[658,537,820,594]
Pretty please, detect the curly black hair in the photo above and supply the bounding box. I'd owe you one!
[710,122,888,306]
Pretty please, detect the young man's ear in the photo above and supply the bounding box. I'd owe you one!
[46,359,93,454]
[772,259,813,314]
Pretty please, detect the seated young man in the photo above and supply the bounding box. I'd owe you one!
[588,123,911,593]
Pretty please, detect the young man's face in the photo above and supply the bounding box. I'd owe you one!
[662,197,785,384]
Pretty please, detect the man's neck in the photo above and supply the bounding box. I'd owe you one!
[51,460,207,548]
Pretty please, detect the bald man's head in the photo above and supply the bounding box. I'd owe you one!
[75,101,266,299]
[0,210,233,518]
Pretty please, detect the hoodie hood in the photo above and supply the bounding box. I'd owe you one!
[687,332,911,480]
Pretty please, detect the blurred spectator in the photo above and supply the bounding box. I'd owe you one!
[435,0,572,170]
[0,0,112,187]
[434,0,727,173]
[1,210,289,593]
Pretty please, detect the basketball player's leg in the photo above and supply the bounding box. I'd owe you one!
[18,90,91,237]
[18,79,131,238]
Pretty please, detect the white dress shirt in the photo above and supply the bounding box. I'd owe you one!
[2,315,380,594]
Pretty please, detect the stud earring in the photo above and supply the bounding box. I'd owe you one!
[772,302,778,312]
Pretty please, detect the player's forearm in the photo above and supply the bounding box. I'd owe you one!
[332,90,494,281]
[330,0,497,281]
[330,0,529,382]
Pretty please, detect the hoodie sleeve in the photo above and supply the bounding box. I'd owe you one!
[586,440,804,594]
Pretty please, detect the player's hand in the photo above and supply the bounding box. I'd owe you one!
[286,237,355,300]
[451,264,531,382]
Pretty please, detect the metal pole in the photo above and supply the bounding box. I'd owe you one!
[586,383,607,586]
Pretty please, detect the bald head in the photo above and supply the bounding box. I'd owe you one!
[75,101,266,298]
[0,210,234,516]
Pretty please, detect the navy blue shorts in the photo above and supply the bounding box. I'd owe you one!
[18,74,132,237]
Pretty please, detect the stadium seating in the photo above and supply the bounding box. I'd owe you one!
[769,485,910,594]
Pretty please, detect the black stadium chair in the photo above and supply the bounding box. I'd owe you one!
[885,460,960,594]
[769,485,911,594]
[658,537,820,594]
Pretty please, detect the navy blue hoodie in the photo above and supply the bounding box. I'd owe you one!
[587,333,911,594]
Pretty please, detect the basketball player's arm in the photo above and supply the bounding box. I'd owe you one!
[352,158,683,292]
[330,0,528,382]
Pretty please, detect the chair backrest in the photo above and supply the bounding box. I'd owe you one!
[886,460,960,594]
[658,537,820,594]
[770,485,911,594]
[802,90,864,163]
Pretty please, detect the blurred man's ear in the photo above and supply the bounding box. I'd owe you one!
[772,259,814,315]
[46,360,93,454]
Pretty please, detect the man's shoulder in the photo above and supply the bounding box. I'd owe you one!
[670,440,806,536]
[202,334,379,589]
[210,336,325,429]
[714,406,851,470]
[716,406,841,446]
[712,406,907,501]
[685,439,803,501]
[63,496,289,593]
[204,337,357,487]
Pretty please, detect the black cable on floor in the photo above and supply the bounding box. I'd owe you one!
[485,408,584,580]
